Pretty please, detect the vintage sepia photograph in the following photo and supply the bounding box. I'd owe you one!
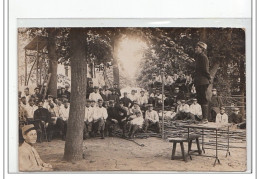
[17,27,246,172]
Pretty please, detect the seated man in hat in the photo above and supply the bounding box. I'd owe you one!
[106,100,127,137]
[144,104,161,133]
[172,87,185,104]
[32,87,43,102]
[165,73,174,92]
[108,88,119,104]
[216,107,228,124]
[57,99,70,140]
[173,100,190,120]
[113,83,121,97]
[89,86,103,103]
[153,89,166,107]
[20,96,27,109]
[19,124,53,171]
[128,110,144,139]
[33,101,51,142]
[129,89,138,104]
[93,99,108,139]
[120,92,132,110]
[209,88,223,122]
[164,107,177,121]
[129,101,142,115]
[137,90,148,111]
[83,99,95,139]
[24,98,38,124]
[229,107,246,129]
[189,98,202,121]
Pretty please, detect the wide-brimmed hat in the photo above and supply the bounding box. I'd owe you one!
[197,41,207,50]
[22,124,36,135]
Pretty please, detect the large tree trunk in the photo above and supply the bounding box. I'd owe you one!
[47,29,58,98]
[64,28,87,161]
[112,59,120,86]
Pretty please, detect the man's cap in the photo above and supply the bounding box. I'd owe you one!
[34,87,39,90]
[65,85,70,88]
[171,106,175,109]
[22,124,36,135]
[212,88,217,91]
[86,99,91,102]
[93,86,99,89]
[123,92,128,94]
[181,99,186,103]
[63,99,68,102]
[175,87,179,90]
[57,86,61,89]
[24,87,29,90]
[113,83,118,85]
[192,98,197,101]
[61,87,65,89]
[233,107,240,111]
[90,99,96,102]
[133,109,141,114]
[98,99,103,102]
[147,104,153,107]
[131,89,136,92]
[48,95,53,98]
[21,96,26,99]
[110,88,115,91]
[197,41,207,50]
[133,100,138,104]
[140,90,145,93]
[62,95,67,98]
[220,107,225,110]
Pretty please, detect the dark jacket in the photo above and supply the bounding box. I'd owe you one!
[107,106,127,122]
[194,53,211,86]
[108,93,119,104]
[33,107,51,123]
[120,97,132,107]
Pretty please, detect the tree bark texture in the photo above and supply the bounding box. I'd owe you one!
[47,29,58,98]
[64,28,87,161]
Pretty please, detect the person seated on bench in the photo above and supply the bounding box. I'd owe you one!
[128,110,145,139]
[144,104,161,133]
[173,100,190,120]
[229,107,246,129]
[19,124,53,171]
[189,98,202,121]
[216,107,228,124]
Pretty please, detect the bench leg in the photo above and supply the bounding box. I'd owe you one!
[188,140,193,160]
[196,138,202,155]
[171,142,177,160]
[180,142,187,161]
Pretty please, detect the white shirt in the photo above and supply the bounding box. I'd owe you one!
[58,106,70,121]
[137,95,148,105]
[189,103,202,116]
[131,116,144,127]
[216,113,228,124]
[24,104,37,118]
[165,111,176,120]
[145,110,159,123]
[24,94,31,103]
[129,94,138,102]
[89,92,103,103]
[85,107,94,122]
[130,106,142,115]
[165,76,174,85]
[93,106,108,121]
[177,104,190,113]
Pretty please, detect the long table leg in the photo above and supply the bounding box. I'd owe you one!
[226,126,231,157]
[213,129,221,166]
[202,129,205,153]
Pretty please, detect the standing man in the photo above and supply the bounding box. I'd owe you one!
[64,85,71,102]
[194,41,211,123]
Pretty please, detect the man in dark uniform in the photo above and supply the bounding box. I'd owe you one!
[194,41,211,123]
[229,108,246,129]
[33,101,51,142]
[120,92,132,108]
[64,85,71,102]
[108,88,119,104]
[32,87,43,102]
[113,83,121,97]
[209,88,223,122]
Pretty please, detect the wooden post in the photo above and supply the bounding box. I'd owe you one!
[24,50,27,86]
[161,70,165,139]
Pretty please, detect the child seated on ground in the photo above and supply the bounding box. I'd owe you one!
[215,107,228,124]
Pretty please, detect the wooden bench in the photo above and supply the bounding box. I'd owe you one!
[184,134,202,160]
[168,137,189,161]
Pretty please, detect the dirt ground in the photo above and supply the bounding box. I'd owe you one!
[35,136,247,172]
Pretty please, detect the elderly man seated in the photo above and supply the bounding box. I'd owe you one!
[19,124,53,171]
[144,104,161,133]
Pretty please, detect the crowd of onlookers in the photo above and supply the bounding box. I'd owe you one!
[18,72,246,143]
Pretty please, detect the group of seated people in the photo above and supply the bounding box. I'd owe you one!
[18,81,246,143]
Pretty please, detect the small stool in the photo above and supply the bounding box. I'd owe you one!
[168,137,189,161]
[185,134,202,160]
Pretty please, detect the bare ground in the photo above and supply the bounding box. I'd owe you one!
[35,136,247,172]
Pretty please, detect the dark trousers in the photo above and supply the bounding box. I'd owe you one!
[195,84,209,105]
[128,124,140,138]
[56,118,67,140]
[83,121,93,139]
[189,113,202,121]
[144,120,161,133]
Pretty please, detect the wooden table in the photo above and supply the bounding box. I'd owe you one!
[182,122,232,166]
